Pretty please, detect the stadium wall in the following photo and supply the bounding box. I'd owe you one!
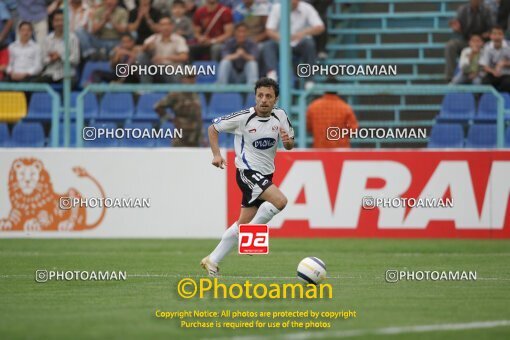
[0,149,226,238]
[1,149,509,238]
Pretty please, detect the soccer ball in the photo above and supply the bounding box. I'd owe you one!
[297,257,327,285]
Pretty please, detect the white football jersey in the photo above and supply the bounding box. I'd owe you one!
[212,106,294,175]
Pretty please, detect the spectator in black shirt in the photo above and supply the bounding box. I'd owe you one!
[128,0,161,45]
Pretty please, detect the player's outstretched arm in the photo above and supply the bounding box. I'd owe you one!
[280,128,295,150]
[208,125,227,169]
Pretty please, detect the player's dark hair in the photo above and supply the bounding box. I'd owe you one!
[255,78,279,98]
[172,0,185,6]
[18,21,33,31]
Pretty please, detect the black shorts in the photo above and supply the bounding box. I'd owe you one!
[236,169,274,208]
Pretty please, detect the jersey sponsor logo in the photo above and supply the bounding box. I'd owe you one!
[238,224,269,254]
[253,138,276,150]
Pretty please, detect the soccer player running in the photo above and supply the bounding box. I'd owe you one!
[201,78,294,277]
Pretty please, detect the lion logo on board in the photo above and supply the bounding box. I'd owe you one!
[0,158,106,232]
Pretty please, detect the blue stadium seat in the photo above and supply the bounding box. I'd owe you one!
[206,93,244,119]
[436,93,475,123]
[505,126,510,148]
[427,123,464,148]
[0,123,9,147]
[84,122,118,147]
[503,92,510,121]
[465,124,497,148]
[245,93,255,107]
[26,92,56,121]
[193,61,218,83]
[71,92,99,120]
[11,122,46,147]
[474,93,497,123]
[154,121,175,147]
[98,92,134,121]
[134,92,167,122]
[118,122,155,147]
[79,61,112,89]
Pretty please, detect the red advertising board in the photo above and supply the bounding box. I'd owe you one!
[227,150,510,238]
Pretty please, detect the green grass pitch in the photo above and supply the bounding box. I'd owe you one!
[1,239,510,339]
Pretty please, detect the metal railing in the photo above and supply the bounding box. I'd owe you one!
[75,84,252,147]
[297,85,506,148]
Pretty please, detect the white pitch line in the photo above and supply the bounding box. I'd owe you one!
[211,320,510,340]
[1,273,510,281]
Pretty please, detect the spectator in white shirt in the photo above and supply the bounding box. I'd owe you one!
[38,10,80,85]
[261,0,324,85]
[137,16,189,83]
[6,21,41,81]
[70,0,90,32]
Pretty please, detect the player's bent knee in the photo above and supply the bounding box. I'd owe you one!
[274,195,287,211]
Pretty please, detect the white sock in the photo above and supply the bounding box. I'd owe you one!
[209,222,239,264]
[249,202,281,224]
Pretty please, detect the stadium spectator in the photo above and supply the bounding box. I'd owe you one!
[484,0,499,24]
[6,21,41,82]
[152,0,172,16]
[171,0,193,41]
[0,0,13,81]
[91,33,139,83]
[138,16,189,83]
[450,34,484,84]
[38,10,80,85]
[232,0,270,44]
[498,0,510,32]
[445,0,493,81]
[69,0,90,33]
[262,0,324,86]
[80,0,129,59]
[0,51,7,81]
[305,0,332,59]
[128,0,161,45]
[189,0,233,61]
[184,0,199,17]
[480,26,510,91]
[217,22,258,84]
[16,0,51,46]
[154,74,203,147]
[2,0,17,26]
[306,78,358,148]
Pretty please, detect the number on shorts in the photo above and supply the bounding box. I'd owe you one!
[251,173,264,182]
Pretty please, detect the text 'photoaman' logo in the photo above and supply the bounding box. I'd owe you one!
[0,158,106,232]
[239,224,269,254]
[253,138,276,150]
